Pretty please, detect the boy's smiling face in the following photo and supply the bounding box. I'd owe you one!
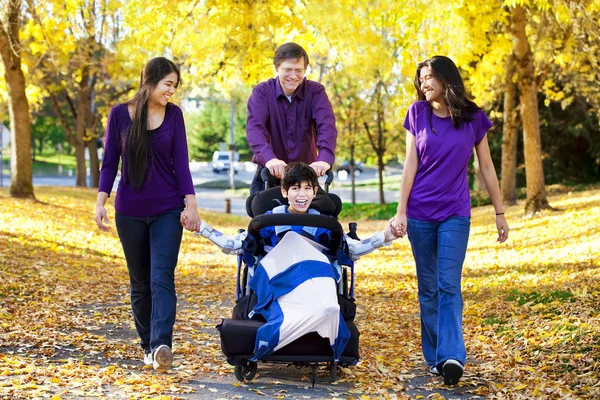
[282,181,317,214]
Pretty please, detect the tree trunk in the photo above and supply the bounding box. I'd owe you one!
[87,138,100,187]
[511,5,549,216]
[349,143,356,204]
[0,0,35,199]
[74,66,92,187]
[376,86,385,205]
[87,79,100,188]
[472,150,486,191]
[38,136,44,156]
[377,152,385,205]
[501,53,519,205]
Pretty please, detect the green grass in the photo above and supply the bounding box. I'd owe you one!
[34,153,78,168]
[335,174,401,191]
[1,158,8,176]
[32,153,77,175]
[483,316,504,326]
[506,289,575,306]
[2,152,81,176]
[338,202,398,220]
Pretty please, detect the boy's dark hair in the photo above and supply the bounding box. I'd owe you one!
[274,42,309,69]
[281,162,318,191]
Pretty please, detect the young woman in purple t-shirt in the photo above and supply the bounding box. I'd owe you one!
[391,56,509,385]
[95,57,200,371]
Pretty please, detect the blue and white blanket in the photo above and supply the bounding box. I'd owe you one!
[248,231,350,361]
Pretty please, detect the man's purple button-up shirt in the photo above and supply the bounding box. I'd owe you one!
[246,77,337,166]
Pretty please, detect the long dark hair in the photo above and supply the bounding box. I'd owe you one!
[413,55,480,130]
[126,57,180,190]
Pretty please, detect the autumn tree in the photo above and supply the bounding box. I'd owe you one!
[186,95,249,162]
[509,4,549,215]
[447,1,600,214]
[0,0,34,198]
[24,0,130,188]
[119,0,305,87]
[305,0,425,204]
[329,71,370,204]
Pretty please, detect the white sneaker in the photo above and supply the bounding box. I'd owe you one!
[152,344,173,371]
[143,352,153,366]
[428,365,440,375]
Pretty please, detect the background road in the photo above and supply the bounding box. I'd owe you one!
[1,162,400,216]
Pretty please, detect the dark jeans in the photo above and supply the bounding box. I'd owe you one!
[115,206,184,352]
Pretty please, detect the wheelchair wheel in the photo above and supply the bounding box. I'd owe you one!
[329,362,338,382]
[234,360,257,382]
[342,268,349,297]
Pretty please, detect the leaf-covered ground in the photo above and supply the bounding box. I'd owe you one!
[1,186,599,399]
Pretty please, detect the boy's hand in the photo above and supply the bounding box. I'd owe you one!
[384,220,401,242]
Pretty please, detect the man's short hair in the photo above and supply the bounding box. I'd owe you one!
[274,43,309,69]
[281,162,318,191]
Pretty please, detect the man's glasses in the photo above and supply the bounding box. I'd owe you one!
[280,68,305,77]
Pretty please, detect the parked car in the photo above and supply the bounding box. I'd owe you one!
[336,160,363,175]
[212,151,239,174]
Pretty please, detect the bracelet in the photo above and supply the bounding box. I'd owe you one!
[495,212,505,216]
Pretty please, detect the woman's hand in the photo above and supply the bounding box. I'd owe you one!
[95,204,110,232]
[496,214,509,243]
[180,194,201,232]
[390,212,407,238]
[180,206,201,232]
[95,192,110,232]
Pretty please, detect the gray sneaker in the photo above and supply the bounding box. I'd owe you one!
[152,345,173,371]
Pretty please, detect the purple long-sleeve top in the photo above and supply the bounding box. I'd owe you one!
[246,77,337,166]
[98,103,195,217]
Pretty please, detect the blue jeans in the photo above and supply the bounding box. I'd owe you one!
[115,206,184,352]
[407,216,470,367]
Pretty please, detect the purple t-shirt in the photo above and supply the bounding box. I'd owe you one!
[403,100,492,222]
[98,103,195,217]
[246,77,337,166]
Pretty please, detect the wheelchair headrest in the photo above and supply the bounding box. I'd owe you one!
[246,186,342,218]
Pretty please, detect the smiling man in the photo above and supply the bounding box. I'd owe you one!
[246,42,338,194]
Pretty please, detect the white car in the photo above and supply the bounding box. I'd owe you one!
[212,151,239,174]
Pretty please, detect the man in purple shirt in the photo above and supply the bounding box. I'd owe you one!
[246,42,338,193]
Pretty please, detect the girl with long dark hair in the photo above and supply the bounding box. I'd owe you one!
[95,57,200,371]
[392,56,509,385]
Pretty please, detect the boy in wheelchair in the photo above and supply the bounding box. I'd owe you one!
[198,162,400,258]
[197,162,401,367]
